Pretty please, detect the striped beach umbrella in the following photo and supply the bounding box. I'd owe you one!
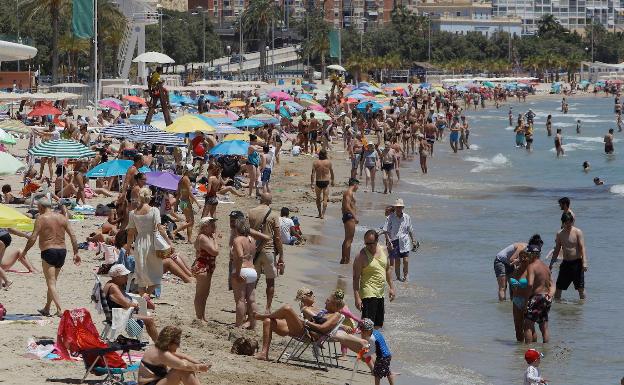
[29,139,95,159]
[101,124,184,146]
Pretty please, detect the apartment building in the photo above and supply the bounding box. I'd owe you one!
[492,0,624,35]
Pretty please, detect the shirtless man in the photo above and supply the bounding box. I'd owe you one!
[380,144,397,195]
[310,149,335,219]
[349,134,364,179]
[604,128,615,154]
[173,166,200,242]
[341,178,359,264]
[308,113,320,154]
[297,114,309,153]
[554,129,564,158]
[523,243,555,344]
[21,198,80,316]
[550,212,587,300]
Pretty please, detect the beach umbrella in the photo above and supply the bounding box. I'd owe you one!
[229,100,246,108]
[0,204,34,231]
[0,128,16,145]
[123,95,147,105]
[268,91,291,101]
[308,104,325,112]
[356,100,382,113]
[232,118,264,129]
[132,51,175,64]
[203,94,220,103]
[483,81,495,88]
[347,93,370,101]
[209,140,249,156]
[208,109,239,120]
[99,99,124,111]
[198,115,234,126]
[101,124,185,146]
[299,93,314,100]
[250,114,279,125]
[0,152,26,175]
[419,83,431,89]
[214,126,243,135]
[302,110,331,121]
[29,139,95,159]
[170,94,195,105]
[145,171,181,191]
[223,133,264,143]
[327,64,346,72]
[86,159,151,178]
[28,103,62,117]
[298,98,321,107]
[165,115,217,134]
[0,119,30,134]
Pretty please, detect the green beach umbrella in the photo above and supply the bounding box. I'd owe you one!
[0,152,26,175]
[483,81,495,88]
[0,128,16,145]
[0,119,30,134]
[29,139,96,159]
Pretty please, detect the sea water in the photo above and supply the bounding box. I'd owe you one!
[309,95,624,384]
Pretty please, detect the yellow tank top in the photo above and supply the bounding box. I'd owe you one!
[359,246,387,299]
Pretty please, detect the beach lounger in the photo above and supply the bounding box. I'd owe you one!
[79,340,146,385]
[277,314,344,371]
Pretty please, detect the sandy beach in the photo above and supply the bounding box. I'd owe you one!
[0,132,369,385]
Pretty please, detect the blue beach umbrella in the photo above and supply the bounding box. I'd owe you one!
[356,100,382,113]
[232,118,264,129]
[86,159,151,178]
[209,140,249,156]
[203,94,220,103]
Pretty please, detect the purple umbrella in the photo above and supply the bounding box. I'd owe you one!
[145,171,181,191]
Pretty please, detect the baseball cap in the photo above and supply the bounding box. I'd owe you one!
[360,318,374,331]
[524,349,543,364]
[108,264,131,278]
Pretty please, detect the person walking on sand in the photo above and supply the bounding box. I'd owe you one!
[192,217,219,322]
[259,145,274,194]
[310,149,335,219]
[523,242,555,344]
[248,193,284,313]
[21,197,81,316]
[341,178,359,264]
[550,212,588,300]
[380,145,397,195]
[353,230,396,329]
[382,198,417,282]
[555,129,564,157]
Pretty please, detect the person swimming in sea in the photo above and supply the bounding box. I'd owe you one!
[593,177,604,185]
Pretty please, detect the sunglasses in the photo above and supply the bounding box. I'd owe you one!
[365,241,377,245]
[305,291,314,296]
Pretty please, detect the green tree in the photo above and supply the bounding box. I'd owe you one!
[22,0,70,83]
[58,34,90,81]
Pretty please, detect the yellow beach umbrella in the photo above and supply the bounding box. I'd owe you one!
[0,204,34,231]
[223,133,264,143]
[298,99,319,107]
[0,119,30,134]
[229,100,246,108]
[164,115,216,134]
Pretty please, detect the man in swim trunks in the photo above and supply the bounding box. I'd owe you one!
[554,129,564,158]
[341,178,359,264]
[308,112,319,154]
[550,212,587,300]
[349,134,364,179]
[380,144,397,195]
[310,149,334,219]
[604,128,615,154]
[21,198,81,316]
[449,118,460,153]
[523,243,555,344]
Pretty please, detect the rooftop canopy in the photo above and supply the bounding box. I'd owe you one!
[0,40,37,62]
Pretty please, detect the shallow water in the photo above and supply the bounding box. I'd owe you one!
[311,95,623,384]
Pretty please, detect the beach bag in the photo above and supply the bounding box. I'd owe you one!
[152,208,171,258]
[0,303,6,320]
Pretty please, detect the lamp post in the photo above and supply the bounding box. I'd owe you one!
[192,6,207,79]
[156,4,163,52]
[226,45,231,79]
[16,0,21,71]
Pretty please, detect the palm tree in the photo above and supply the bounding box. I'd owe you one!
[243,0,279,80]
[97,0,126,79]
[23,0,70,83]
[305,25,330,84]
[522,56,540,78]
[564,51,584,82]
[58,34,90,81]
[346,54,369,84]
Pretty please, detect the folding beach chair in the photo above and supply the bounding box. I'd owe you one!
[277,314,345,371]
[79,340,146,385]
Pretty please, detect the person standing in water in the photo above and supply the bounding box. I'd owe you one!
[604,128,615,154]
[555,129,564,157]
[550,212,588,300]
[523,242,555,344]
[576,119,582,134]
[546,115,552,137]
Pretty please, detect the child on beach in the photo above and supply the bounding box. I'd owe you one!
[524,349,547,385]
[361,318,394,385]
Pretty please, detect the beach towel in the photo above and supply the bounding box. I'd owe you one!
[56,308,126,368]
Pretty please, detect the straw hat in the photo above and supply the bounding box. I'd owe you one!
[393,198,405,207]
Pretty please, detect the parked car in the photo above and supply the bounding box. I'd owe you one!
[229,54,246,64]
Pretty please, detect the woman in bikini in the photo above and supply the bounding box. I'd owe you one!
[231,216,259,329]
[192,217,219,322]
[510,251,530,342]
[138,325,210,385]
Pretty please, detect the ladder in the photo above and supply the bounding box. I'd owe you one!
[144,84,172,126]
